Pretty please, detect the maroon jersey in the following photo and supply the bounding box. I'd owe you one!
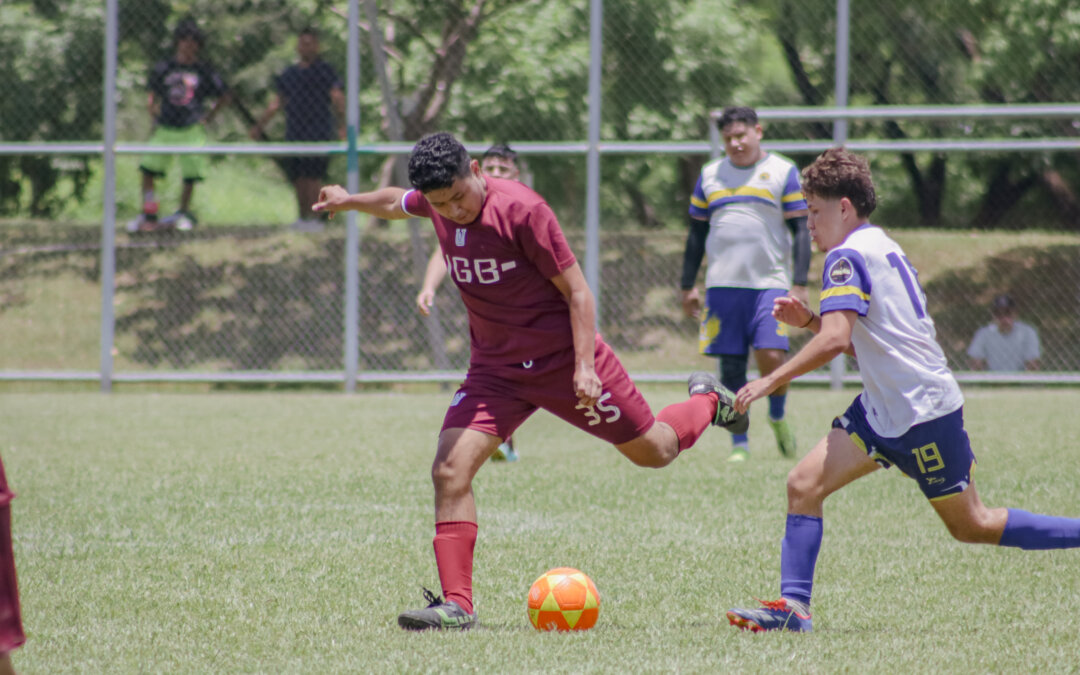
[403,177,578,366]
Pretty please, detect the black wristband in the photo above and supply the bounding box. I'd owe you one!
[799,313,815,328]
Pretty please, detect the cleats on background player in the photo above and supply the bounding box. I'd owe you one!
[769,417,797,457]
[727,446,749,463]
[687,371,750,434]
[726,598,812,633]
[490,437,518,462]
[161,210,197,231]
[397,588,477,631]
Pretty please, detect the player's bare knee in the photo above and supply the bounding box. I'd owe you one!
[430,458,466,494]
[786,466,821,506]
[626,449,673,469]
[944,521,982,544]
[949,516,1001,544]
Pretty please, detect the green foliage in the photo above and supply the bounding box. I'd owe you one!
[0,2,103,215]
[4,0,1079,228]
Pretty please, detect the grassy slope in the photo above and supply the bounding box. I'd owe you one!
[1,223,1077,374]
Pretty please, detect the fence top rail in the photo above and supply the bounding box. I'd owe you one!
[712,103,1080,122]
[2,138,1079,157]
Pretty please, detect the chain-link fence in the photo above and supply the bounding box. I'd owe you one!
[1,0,1078,385]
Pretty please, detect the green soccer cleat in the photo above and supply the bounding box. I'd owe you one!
[490,437,518,462]
[687,371,749,434]
[769,417,797,458]
[397,588,477,631]
[727,446,749,463]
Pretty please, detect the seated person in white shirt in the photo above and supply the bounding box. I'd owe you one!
[967,294,1040,371]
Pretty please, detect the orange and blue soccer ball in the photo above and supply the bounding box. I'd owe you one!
[527,567,600,631]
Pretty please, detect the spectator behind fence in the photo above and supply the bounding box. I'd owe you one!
[127,19,231,233]
[415,143,523,463]
[967,294,1040,371]
[250,27,345,232]
[680,106,811,463]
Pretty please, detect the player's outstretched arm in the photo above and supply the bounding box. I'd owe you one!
[735,310,857,413]
[312,185,409,220]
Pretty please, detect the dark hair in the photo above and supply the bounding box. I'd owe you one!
[299,26,319,39]
[717,106,758,130]
[408,132,473,192]
[801,147,877,218]
[991,294,1015,315]
[482,143,518,165]
[173,19,205,47]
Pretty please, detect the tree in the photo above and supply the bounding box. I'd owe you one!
[760,0,1080,230]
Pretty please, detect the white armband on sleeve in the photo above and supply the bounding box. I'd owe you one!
[401,189,418,217]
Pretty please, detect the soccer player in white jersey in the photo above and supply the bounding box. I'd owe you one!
[725,148,1080,633]
[681,106,811,462]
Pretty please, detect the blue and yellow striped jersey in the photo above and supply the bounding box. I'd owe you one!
[689,152,807,290]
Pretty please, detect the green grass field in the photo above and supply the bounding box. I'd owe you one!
[6,386,1080,673]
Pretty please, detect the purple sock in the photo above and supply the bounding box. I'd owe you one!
[999,508,1080,550]
[779,514,823,607]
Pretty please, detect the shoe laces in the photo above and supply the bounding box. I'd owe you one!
[756,597,790,611]
[421,586,445,608]
[757,596,810,617]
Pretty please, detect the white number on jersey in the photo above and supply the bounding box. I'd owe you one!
[576,392,622,426]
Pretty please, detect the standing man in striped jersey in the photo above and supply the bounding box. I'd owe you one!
[680,106,811,462]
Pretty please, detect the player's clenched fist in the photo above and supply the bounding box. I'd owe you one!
[773,295,812,328]
[312,185,351,217]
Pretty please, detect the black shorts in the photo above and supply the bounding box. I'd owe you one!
[284,156,329,181]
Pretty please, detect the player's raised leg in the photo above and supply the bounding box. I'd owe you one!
[397,427,499,631]
[609,371,745,468]
[726,426,879,632]
[932,484,1080,549]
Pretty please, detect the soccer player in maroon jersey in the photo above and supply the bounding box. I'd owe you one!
[416,143,525,462]
[0,456,25,675]
[314,132,746,630]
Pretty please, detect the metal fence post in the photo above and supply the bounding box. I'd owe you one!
[99,0,118,393]
[344,0,361,392]
[829,0,850,390]
[585,0,603,326]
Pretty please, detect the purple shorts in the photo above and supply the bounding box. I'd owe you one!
[700,287,790,356]
[442,337,656,445]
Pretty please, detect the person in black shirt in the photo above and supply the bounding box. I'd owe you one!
[128,20,230,233]
[250,27,345,231]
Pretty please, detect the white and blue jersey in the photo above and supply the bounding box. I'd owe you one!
[689,152,807,290]
[819,224,963,438]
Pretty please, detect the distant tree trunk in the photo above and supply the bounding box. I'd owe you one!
[628,186,661,229]
[772,7,831,140]
[969,161,1040,230]
[1040,169,1080,230]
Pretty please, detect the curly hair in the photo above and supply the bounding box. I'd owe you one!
[801,147,877,218]
[408,132,472,192]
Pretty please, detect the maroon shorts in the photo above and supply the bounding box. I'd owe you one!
[0,458,23,654]
[442,337,656,445]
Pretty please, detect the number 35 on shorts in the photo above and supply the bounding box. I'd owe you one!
[576,392,622,426]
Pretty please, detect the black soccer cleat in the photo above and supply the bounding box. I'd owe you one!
[397,587,477,631]
[687,371,749,434]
